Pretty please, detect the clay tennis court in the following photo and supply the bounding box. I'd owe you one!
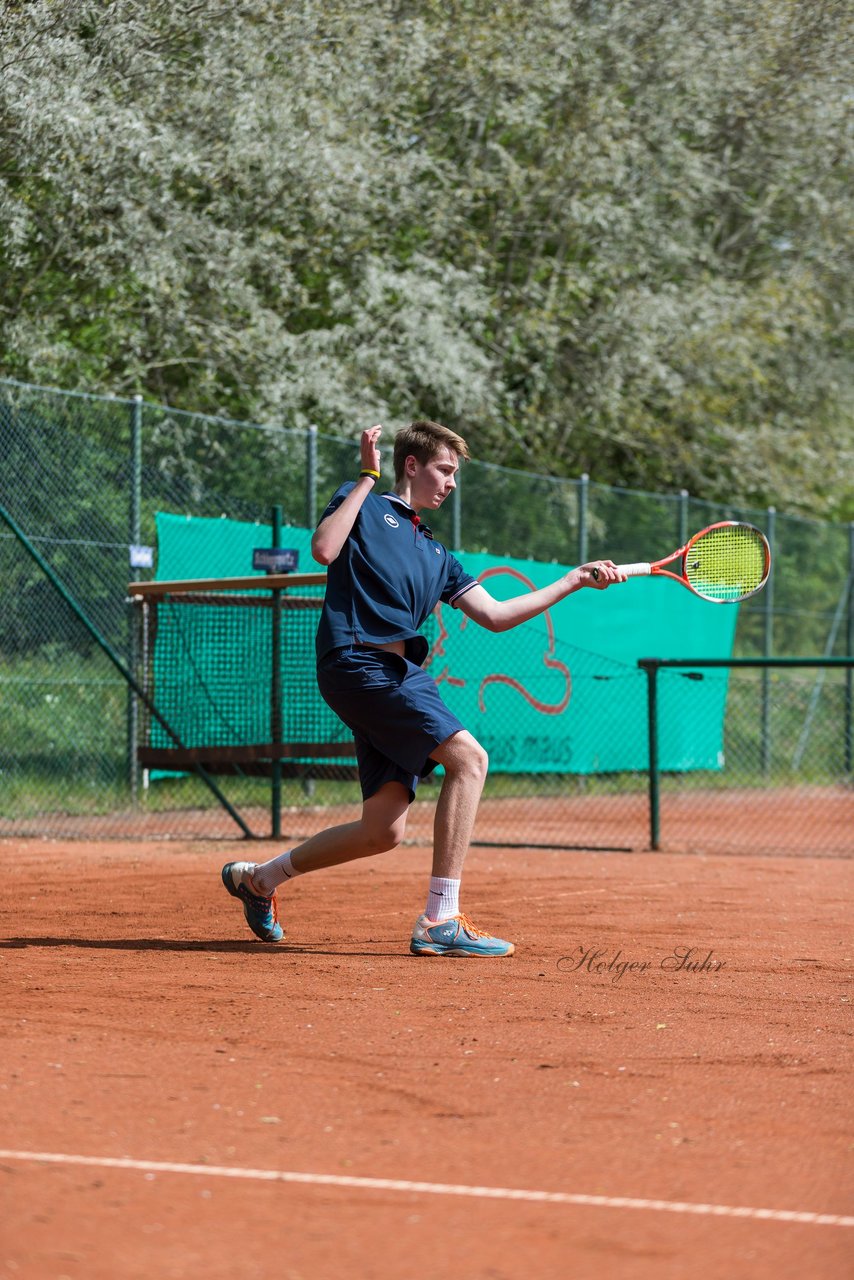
[1,827,852,1279]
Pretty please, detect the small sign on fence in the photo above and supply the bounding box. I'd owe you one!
[129,544,154,569]
[252,547,299,573]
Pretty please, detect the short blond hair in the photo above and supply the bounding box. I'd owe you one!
[393,420,470,482]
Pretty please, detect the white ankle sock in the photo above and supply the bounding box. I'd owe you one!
[252,850,302,895]
[425,876,460,921]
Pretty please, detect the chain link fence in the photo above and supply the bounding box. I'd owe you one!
[1,377,851,853]
[644,660,852,857]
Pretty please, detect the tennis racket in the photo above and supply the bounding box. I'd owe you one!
[593,521,771,603]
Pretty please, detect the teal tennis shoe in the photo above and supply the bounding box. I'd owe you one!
[410,913,515,957]
[221,861,284,943]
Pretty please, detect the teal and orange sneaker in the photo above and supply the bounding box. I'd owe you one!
[221,861,283,943]
[410,912,515,957]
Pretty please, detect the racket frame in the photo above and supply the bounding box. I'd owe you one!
[597,521,771,604]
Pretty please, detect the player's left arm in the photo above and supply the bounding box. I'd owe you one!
[456,562,625,633]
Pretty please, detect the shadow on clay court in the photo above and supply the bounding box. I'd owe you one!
[0,936,405,957]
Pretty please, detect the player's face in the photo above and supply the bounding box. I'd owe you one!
[409,445,459,510]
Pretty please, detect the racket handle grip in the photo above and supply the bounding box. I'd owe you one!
[591,562,650,581]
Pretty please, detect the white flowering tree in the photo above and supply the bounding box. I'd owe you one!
[1,0,851,515]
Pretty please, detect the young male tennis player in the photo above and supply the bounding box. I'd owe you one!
[222,421,625,956]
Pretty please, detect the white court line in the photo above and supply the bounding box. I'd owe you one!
[0,1150,851,1228]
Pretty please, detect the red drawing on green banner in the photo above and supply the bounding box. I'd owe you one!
[427,566,571,715]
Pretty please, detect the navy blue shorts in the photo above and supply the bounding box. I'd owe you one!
[316,646,466,802]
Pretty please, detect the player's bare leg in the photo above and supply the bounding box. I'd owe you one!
[222,782,410,941]
[410,730,514,956]
[428,730,488,880]
[253,780,411,887]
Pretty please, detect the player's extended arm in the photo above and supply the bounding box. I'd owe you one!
[311,426,383,566]
[456,561,625,633]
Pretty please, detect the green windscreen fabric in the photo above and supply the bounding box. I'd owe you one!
[149,513,737,774]
[155,512,316,581]
[147,514,342,768]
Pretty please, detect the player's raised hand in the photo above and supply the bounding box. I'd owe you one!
[361,425,383,473]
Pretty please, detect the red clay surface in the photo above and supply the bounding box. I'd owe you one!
[1,836,852,1279]
[2,785,851,857]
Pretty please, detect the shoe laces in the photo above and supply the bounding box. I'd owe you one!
[456,912,493,939]
[249,876,279,922]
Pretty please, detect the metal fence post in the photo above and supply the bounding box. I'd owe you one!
[128,394,143,804]
[679,489,689,548]
[271,504,283,839]
[578,473,589,565]
[640,659,661,850]
[306,425,318,529]
[452,466,462,549]
[846,521,854,777]
[762,506,776,774]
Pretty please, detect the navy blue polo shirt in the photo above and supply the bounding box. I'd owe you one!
[315,483,477,665]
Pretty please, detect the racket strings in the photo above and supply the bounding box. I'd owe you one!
[684,525,768,602]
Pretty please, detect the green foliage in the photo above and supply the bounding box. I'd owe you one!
[1,0,851,516]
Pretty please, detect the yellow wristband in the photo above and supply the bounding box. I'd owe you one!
[360,468,380,480]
